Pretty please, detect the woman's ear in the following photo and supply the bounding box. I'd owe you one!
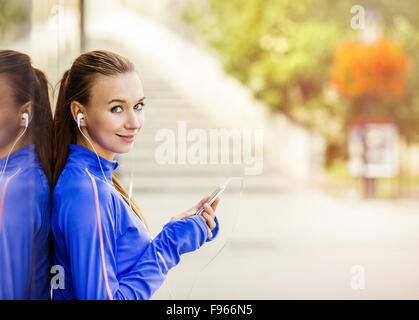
[70,101,86,127]
[19,101,33,128]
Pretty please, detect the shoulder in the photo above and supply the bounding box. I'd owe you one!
[1,163,51,232]
[54,166,111,202]
[52,166,116,228]
[5,165,49,200]
[6,145,50,193]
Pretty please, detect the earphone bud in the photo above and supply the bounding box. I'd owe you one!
[77,113,84,128]
[22,113,28,128]
[1,112,29,182]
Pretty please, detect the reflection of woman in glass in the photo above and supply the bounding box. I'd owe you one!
[51,50,220,300]
[0,50,53,299]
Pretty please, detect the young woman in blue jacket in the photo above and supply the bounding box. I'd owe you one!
[51,50,220,300]
[0,50,53,299]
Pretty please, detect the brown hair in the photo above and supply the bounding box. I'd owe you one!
[0,50,53,189]
[53,50,149,230]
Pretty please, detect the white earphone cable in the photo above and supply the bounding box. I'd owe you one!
[0,114,28,183]
[77,123,111,186]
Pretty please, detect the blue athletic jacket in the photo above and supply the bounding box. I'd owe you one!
[51,144,219,300]
[0,144,51,300]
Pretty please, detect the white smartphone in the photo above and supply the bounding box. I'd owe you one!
[195,184,226,216]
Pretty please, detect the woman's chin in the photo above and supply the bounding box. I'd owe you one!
[113,144,134,154]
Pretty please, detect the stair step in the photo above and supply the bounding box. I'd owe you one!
[116,164,249,176]
[117,175,290,194]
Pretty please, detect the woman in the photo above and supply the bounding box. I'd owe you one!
[0,50,53,299]
[51,50,220,300]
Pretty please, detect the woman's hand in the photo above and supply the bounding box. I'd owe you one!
[170,196,220,239]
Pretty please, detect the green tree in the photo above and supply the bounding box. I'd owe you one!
[182,0,419,166]
[0,0,28,41]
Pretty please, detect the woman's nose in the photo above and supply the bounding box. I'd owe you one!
[125,110,142,130]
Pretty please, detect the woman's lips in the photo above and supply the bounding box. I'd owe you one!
[117,134,135,143]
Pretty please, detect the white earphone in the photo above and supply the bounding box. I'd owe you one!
[77,113,84,128]
[0,112,29,182]
[22,112,28,128]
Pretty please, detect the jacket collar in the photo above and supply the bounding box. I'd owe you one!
[0,144,36,174]
[67,144,118,182]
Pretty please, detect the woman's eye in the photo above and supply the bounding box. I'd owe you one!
[134,102,145,111]
[111,106,123,113]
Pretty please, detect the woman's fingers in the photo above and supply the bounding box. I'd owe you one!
[199,196,210,208]
[211,197,220,211]
[199,199,219,238]
[195,195,220,213]
[190,196,210,213]
[200,212,215,239]
[203,203,215,219]
[173,195,220,228]
[202,211,216,230]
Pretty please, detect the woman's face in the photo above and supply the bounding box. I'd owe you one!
[0,75,23,158]
[79,72,145,160]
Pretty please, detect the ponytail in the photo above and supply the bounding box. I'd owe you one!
[32,68,53,190]
[52,69,74,188]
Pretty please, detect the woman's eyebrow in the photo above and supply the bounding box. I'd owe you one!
[107,96,146,104]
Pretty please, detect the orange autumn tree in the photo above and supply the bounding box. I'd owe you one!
[329,38,410,197]
[330,38,409,99]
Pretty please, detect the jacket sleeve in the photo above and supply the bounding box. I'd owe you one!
[116,214,220,299]
[62,179,219,300]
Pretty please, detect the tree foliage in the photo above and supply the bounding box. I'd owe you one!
[182,0,419,165]
[0,0,28,40]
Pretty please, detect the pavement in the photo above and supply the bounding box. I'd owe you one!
[142,190,419,299]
